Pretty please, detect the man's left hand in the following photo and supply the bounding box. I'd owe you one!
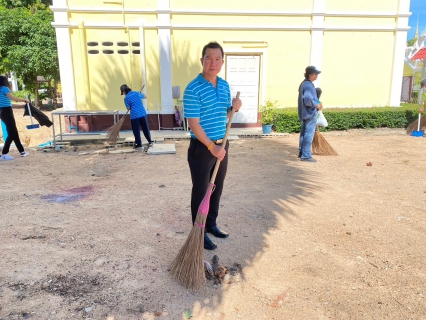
[232,97,242,112]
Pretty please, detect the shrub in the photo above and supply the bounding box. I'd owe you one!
[12,90,32,100]
[271,104,422,133]
[259,99,278,125]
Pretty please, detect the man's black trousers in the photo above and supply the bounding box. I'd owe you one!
[0,107,24,154]
[187,139,229,229]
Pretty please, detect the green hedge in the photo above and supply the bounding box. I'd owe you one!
[273,103,422,133]
[12,90,32,100]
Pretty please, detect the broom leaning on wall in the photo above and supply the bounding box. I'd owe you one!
[169,92,240,290]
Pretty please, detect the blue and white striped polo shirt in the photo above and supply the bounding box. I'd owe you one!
[0,86,12,107]
[124,91,147,120]
[183,74,231,140]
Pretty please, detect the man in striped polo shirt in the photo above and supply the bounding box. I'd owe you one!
[120,84,153,149]
[183,41,242,250]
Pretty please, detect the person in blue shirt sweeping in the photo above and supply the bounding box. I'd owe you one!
[120,84,153,150]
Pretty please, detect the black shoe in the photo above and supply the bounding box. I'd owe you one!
[204,233,217,250]
[206,226,229,238]
[298,151,302,158]
[301,157,317,163]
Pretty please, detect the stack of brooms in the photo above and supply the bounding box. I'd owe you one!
[169,92,240,290]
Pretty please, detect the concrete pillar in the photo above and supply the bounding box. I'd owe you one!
[51,0,77,111]
[310,0,325,87]
[157,0,173,114]
[390,0,411,106]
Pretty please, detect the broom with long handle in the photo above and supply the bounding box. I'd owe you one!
[406,108,426,135]
[170,92,240,290]
[104,85,145,145]
[104,109,130,146]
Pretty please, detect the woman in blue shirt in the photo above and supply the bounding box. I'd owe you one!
[120,84,153,149]
[0,76,30,160]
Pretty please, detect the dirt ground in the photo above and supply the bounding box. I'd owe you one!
[1,106,63,150]
[1,108,426,320]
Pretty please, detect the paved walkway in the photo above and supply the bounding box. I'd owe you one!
[54,128,290,145]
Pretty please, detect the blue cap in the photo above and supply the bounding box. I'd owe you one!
[305,66,321,75]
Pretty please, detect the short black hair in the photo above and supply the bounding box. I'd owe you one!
[120,84,131,95]
[202,41,224,59]
[0,76,10,88]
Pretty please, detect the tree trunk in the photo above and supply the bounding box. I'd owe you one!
[34,76,40,108]
[53,80,58,108]
[48,79,52,100]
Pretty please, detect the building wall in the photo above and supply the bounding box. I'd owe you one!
[51,0,410,115]
[321,32,395,107]
[170,0,315,11]
[325,0,399,11]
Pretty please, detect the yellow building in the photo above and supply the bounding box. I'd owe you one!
[51,0,411,128]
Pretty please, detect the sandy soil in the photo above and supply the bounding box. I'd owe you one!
[0,108,425,320]
[1,105,64,149]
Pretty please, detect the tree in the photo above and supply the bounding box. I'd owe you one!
[407,38,417,47]
[0,0,52,9]
[0,5,59,107]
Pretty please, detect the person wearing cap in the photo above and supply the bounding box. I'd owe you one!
[183,41,242,250]
[120,84,153,149]
[298,66,323,162]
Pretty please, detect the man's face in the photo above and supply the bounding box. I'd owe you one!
[200,48,224,77]
[309,73,319,81]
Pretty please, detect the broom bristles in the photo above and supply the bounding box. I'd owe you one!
[406,119,419,135]
[406,114,426,135]
[169,225,206,290]
[421,114,426,130]
[104,115,127,145]
[312,131,338,156]
[170,185,214,290]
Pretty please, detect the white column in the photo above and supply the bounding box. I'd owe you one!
[138,19,148,110]
[310,0,325,87]
[390,0,411,106]
[157,0,173,114]
[51,0,76,111]
[10,72,18,91]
